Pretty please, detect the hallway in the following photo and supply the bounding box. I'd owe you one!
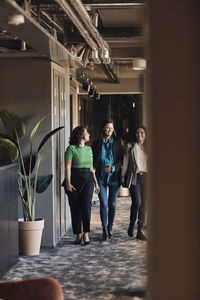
[3,197,147,300]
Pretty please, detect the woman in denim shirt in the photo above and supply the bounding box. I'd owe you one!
[92,120,124,240]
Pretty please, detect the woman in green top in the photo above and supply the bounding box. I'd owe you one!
[65,126,100,245]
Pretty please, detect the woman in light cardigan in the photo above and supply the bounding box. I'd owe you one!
[121,126,148,240]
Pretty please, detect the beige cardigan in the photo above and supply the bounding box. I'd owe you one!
[121,143,137,186]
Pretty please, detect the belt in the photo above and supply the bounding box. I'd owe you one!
[71,168,90,172]
[138,172,144,176]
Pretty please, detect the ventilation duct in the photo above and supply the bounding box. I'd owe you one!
[54,0,98,51]
[69,0,109,51]
[54,0,119,83]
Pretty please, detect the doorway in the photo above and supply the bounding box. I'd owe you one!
[52,67,66,242]
[85,94,143,141]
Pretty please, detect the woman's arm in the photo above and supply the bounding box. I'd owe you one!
[90,165,100,193]
[65,159,76,192]
[113,139,124,173]
[121,143,131,178]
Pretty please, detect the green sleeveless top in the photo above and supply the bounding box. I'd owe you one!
[65,145,93,168]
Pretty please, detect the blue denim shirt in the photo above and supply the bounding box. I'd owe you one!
[97,137,118,186]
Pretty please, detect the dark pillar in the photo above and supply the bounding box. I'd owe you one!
[0,163,18,278]
[147,1,200,300]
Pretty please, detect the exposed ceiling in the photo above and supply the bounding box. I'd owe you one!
[0,0,146,91]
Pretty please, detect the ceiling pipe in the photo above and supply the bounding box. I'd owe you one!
[69,0,112,65]
[40,11,64,33]
[84,2,145,10]
[101,63,120,83]
[54,0,98,51]
[69,0,109,51]
[54,0,119,83]
[68,0,119,81]
[91,12,99,28]
[31,9,53,32]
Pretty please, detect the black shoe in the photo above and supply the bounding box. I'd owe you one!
[83,233,90,245]
[107,227,113,239]
[83,240,91,245]
[102,226,108,240]
[127,224,134,237]
[73,236,82,244]
[136,231,147,241]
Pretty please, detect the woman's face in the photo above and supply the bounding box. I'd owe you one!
[83,128,90,142]
[135,128,145,144]
[104,123,114,138]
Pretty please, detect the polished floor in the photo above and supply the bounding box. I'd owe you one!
[3,196,147,300]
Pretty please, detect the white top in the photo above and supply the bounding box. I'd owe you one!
[133,143,148,173]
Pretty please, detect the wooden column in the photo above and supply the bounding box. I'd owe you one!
[147,1,200,299]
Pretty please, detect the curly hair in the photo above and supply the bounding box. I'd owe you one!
[69,126,85,146]
[99,120,117,139]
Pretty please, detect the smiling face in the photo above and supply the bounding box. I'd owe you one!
[135,127,145,144]
[83,128,90,142]
[104,122,114,139]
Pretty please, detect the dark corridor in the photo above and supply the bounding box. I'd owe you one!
[79,94,143,143]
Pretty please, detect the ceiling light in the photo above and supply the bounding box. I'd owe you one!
[94,92,100,100]
[82,78,90,92]
[89,87,95,97]
[132,58,146,71]
[91,50,101,64]
[8,14,25,26]
[100,49,111,64]
[82,81,89,91]
[88,82,95,97]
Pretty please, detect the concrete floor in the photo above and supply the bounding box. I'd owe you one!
[2,197,147,300]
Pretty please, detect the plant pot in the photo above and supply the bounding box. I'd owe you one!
[18,218,44,256]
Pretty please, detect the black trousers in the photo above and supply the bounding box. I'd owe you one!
[66,168,94,234]
[129,173,147,231]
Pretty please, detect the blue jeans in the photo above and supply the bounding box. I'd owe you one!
[98,183,120,228]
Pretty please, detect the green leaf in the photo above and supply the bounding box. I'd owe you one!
[38,126,64,152]
[0,109,25,140]
[0,133,18,148]
[21,155,37,175]
[18,172,26,187]
[0,137,19,166]
[29,115,47,141]
[22,190,28,202]
[36,174,53,193]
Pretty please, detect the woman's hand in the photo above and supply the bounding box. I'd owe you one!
[90,165,100,193]
[66,183,76,192]
[65,160,75,192]
[95,183,100,194]
[104,164,112,173]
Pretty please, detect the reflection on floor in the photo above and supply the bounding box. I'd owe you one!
[3,197,147,300]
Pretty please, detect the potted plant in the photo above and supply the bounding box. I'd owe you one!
[0,109,64,255]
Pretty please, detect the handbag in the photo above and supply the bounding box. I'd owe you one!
[122,169,133,188]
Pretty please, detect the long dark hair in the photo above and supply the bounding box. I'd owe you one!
[133,125,147,149]
[69,126,85,146]
[99,120,117,139]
